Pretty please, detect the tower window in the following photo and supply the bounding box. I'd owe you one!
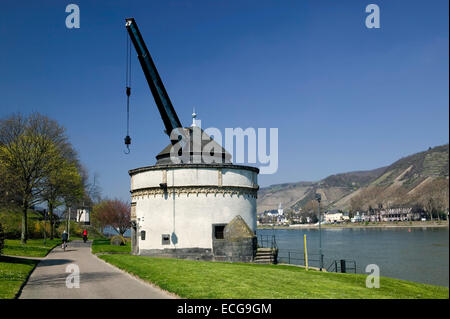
[162,234,170,245]
[214,225,226,239]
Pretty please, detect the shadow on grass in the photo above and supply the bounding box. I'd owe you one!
[0,255,39,265]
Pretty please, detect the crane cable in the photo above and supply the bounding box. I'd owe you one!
[124,31,132,154]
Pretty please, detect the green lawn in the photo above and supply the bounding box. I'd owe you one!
[91,238,131,254]
[3,239,60,257]
[99,254,449,299]
[0,256,38,299]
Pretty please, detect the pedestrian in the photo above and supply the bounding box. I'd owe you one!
[82,229,88,243]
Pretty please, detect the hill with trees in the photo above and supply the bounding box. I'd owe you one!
[258,144,449,218]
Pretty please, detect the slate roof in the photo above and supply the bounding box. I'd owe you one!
[155,126,232,165]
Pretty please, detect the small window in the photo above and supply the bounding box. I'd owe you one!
[162,234,170,245]
[140,230,146,240]
[214,225,225,239]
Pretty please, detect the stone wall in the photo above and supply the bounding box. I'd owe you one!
[212,237,257,262]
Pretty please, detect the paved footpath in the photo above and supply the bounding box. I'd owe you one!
[19,240,174,299]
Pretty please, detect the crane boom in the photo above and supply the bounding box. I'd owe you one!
[125,18,182,137]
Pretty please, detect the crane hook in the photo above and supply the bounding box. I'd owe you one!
[124,135,131,154]
[124,31,132,155]
[124,86,131,155]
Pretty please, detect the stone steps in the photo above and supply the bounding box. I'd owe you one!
[253,248,277,264]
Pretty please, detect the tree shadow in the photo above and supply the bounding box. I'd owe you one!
[25,271,119,287]
[0,255,39,266]
[38,258,74,267]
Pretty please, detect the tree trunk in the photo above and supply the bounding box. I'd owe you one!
[21,200,28,244]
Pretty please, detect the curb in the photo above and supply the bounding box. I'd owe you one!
[14,245,58,299]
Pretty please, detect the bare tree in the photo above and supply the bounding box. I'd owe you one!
[92,199,130,236]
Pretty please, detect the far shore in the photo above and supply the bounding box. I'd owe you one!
[257,221,449,230]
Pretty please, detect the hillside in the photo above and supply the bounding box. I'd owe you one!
[257,144,449,212]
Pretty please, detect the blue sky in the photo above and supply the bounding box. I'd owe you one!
[0,0,448,201]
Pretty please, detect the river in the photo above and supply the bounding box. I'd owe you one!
[257,227,449,287]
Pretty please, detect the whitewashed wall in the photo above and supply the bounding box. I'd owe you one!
[130,166,258,251]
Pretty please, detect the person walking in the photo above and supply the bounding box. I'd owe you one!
[61,230,68,251]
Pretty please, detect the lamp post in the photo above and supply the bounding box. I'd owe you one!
[315,193,323,271]
[43,209,47,245]
[67,207,71,240]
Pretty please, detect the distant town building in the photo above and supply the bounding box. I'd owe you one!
[379,207,416,222]
[324,210,349,223]
[351,207,424,223]
[276,203,288,224]
[351,212,363,223]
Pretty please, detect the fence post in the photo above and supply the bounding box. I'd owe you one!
[340,259,346,273]
[288,251,290,264]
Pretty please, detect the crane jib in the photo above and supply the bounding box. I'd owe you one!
[125,18,183,139]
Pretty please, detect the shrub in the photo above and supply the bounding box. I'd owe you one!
[30,221,51,239]
[0,208,52,239]
[0,222,4,255]
[0,209,22,239]
[110,235,126,246]
[57,221,82,238]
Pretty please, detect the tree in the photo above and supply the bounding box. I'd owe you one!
[300,215,308,224]
[309,213,318,224]
[409,178,449,221]
[92,199,130,236]
[39,157,83,239]
[434,178,449,219]
[303,200,318,215]
[0,162,21,208]
[0,113,76,243]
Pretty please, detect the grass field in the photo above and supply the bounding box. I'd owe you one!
[0,256,38,299]
[99,254,449,299]
[91,238,131,254]
[3,239,60,257]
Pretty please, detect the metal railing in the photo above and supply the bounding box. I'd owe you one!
[327,259,357,273]
[257,235,358,272]
[258,234,277,250]
[277,249,323,269]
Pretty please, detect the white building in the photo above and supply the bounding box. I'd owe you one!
[351,212,363,223]
[276,203,288,224]
[76,208,90,225]
[129,126,259,262]
[325,210,349,223]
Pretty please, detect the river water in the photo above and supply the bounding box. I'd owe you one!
[112,225,448,286]
[257,227,449,287]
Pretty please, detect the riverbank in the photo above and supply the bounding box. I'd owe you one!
[99,254,449,299]
[258,221,449,230]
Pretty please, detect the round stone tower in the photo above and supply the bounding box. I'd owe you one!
[129,126,259,261]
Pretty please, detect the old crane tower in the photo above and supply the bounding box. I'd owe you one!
[125,18,259,261]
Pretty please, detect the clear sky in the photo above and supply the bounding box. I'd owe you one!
[1,0,448,201]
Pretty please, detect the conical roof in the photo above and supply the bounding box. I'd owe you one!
[155,126,232,165]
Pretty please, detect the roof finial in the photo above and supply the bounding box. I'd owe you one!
[191,107,197,127]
